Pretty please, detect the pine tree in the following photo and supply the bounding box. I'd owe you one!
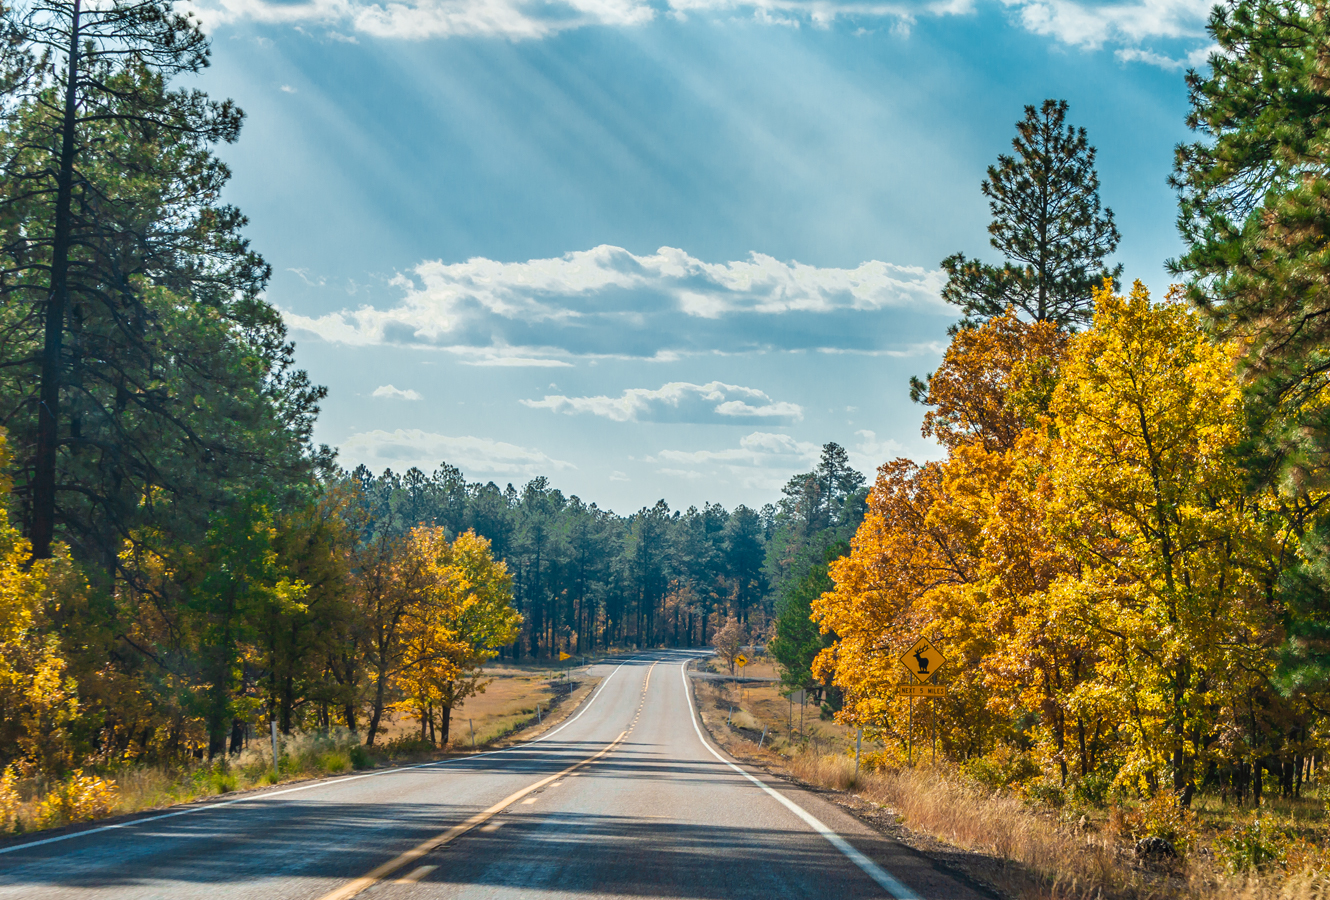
[1169,0,1330,695]
[0,0,324,565]
[941,99,1121,330]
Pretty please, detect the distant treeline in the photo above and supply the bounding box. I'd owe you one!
[347,441,867,660]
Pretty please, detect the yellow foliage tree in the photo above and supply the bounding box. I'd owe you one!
[0,429,83,776]
[394,528,521,747]
[1043,282,1282,802]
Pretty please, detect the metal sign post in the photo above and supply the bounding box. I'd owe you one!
[897,635,948,768]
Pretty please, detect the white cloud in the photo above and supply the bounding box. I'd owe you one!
[188,0,1211,63]
[371,384,422,400]
[523,381,802,423]
[282,244,949,364]
[1004,0,1212,51]
[340,428,573,478]
[280,84,297,93]
[187,0,969,40]
[1115,42,1215,70]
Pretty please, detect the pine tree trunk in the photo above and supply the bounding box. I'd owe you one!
[32,0,82,559]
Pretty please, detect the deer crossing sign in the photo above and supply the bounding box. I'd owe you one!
[900,636,946,683]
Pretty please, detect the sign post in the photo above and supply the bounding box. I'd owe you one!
[897,635,947,766]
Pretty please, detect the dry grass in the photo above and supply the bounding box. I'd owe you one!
[691,668,1330,900]
[0,663,602,838]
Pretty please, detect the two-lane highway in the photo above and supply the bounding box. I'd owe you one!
[0,652,990,899]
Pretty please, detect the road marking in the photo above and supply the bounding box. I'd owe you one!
[680,662,921,900]
[315,730,628,900]
[521,797,538,804]
[0,655,650,858]
[394,865,436,884]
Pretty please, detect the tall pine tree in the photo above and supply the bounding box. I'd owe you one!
[941,99,1121,331]
[1170,0,1330,692]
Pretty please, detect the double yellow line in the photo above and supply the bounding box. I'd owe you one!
[317,730,627,900]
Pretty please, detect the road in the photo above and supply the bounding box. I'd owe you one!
[0,651,991,900]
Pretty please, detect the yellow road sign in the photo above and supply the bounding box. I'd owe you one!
[896,684,946,698]
[736,654,748,667]
[901,636,946,683]
[558,651,571,661]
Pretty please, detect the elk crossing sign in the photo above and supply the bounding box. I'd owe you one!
[900,636,946,683]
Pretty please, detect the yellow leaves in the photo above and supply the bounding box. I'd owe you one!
[0,766,17,833]
[392,528,521,721]
[818,285,1287,791]
[35,770,118,827]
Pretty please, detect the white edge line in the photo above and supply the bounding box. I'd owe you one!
[679,660,921,900]
[0,655,647,857]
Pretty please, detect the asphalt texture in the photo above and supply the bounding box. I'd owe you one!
[0,651,992,899]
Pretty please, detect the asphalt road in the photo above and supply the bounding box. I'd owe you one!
[0,651,991,900]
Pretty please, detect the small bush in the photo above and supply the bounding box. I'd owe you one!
[1109,792,1196,854]
[0,766,19,832]
[1215,813,1295,873]
[36,770,118,827]
[381,736,435,756]
[962,746,1040,792]
[349,745,372,770]
[318,751,350,774]
[1069,773,1112,809]
[1024,779,1065,809]
[729,709,762,732]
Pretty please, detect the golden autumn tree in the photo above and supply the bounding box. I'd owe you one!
[1043,282,1282,804]
[814,312,1072,761]
[394,527,521,747]
[0,429,83,776]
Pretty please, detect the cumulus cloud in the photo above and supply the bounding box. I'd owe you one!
[339,428,573,479]
[1003,0,1213,56]
[282,244,950,364]
[186,0,1213,65]
[187,0,967,40]
[372,384,422,400]
[523,381,802,423]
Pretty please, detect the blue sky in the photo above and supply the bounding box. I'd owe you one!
[188,0,1212,513]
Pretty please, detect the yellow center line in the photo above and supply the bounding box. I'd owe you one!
[315,730,628,900]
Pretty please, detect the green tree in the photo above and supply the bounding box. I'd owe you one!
[1169,0,1330,694]
[0,0,323,566]
[769,543,846,702]
[941,99,1121,331]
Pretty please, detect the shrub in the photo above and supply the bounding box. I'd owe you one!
[1109,792,1196,853]
[1214,814,1294,873]
[1069,773,1112,809]
[381,736,435,756]
[318,751,350,774]
[1024,779,1065,809]
[962,746,1040,792]
[0,766,19,832]
[349,745,372,770]
[36,770,118,827]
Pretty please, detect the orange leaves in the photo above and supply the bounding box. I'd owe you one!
[816,291,1283,790]
[919,310,1068,453]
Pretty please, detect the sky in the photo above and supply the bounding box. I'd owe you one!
[184,0,1215,514]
